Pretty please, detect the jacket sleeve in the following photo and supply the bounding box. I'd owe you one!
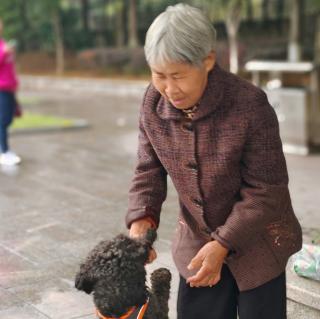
[126,86,167,229]
[0,42,8,65]
[212,91,290,257]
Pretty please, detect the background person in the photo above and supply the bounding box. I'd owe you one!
[0,18,21,166]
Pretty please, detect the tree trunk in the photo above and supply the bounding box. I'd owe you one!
[228,33,239,74]
[246,0,253,22]
[226,1,242,74]
[81,0,89,32]
[299,0,305,44]
[314,14,320,64]
[262,0,269,24]
[18,0,29,51]
[52,9,64,75]
[276,0,284,34]
[128,0,139,48]
[288,0,303,61]
[115,0,125,47]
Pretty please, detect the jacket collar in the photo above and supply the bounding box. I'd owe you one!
[156,63,225,121]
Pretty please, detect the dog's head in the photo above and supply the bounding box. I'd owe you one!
[75,229,156,317]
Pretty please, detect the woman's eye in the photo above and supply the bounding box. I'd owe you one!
[154,74,165,79]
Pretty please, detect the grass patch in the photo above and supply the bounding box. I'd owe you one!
[19,96,41,105]
[12,112,74,130]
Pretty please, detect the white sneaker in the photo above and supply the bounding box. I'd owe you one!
[0,151,21,166]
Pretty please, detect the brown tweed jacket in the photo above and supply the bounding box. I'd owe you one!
[126,64,302,291]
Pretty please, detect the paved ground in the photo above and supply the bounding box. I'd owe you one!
[0,77,319,319]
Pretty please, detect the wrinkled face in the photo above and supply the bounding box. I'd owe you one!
[150,52,215,110]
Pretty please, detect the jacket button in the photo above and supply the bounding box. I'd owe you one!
[186,162,197,170]
[193,198,203,207]
[181,122,193,132]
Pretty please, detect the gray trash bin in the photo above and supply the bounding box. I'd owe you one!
[245,61,320,155]
[264,87,309,155]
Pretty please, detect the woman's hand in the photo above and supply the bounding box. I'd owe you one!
[129,218,153,238]
[186,240,228,287]
[129,218,157,263]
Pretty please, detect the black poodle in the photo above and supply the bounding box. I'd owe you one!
[75,229,171,319]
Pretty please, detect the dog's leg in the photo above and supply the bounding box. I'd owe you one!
[150,268,171,319]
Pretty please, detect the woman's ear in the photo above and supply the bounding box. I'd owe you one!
[203,50,216,72]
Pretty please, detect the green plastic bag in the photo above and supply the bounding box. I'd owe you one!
[293,244,320,281]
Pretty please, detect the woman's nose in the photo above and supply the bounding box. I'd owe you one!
[165,80,179,97]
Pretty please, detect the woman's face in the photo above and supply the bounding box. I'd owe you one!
[150,52,215,110]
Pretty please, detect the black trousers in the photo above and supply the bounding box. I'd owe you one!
[177,264,286,319]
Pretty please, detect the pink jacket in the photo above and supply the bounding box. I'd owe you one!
[0,39,18,92]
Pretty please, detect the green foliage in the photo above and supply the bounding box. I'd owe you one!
[1,0,83,51]
[1,0,319,53]
[0,0,26,46]
[306,0,320,14]
[0,0,57,51]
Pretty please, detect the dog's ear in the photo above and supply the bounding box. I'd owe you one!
[75,271,95,294]
[143,228,157,246]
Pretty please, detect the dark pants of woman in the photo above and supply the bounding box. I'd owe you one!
[0,91,15,153]
[177,264,286,319]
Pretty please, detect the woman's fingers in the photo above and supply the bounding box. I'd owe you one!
[129,220,157,264]
[186,240,227,287]
[187,254,203,271]
[187,260,222,287]
[207,273,221,287]
[147,248,157,263]
[189,272,221,287]
[187,264,212,286]
[194,272,220,287]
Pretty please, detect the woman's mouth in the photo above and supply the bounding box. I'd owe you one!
[171,98,185,105]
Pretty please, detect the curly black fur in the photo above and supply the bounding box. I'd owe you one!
[75,229,171,319]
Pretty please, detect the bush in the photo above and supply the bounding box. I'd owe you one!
[77,47,148,74]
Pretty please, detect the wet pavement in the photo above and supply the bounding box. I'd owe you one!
[0,76,320,318]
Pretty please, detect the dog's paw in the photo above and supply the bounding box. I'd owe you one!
[151,268,171,283]
[150,268,171,294]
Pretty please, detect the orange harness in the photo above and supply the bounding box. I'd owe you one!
[95,299,149,319]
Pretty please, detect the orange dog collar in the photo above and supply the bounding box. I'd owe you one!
[95,299,149,319]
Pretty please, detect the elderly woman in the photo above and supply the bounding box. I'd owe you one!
[0,18,21,166]
[126,4,302,319]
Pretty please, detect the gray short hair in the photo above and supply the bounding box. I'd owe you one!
[144,3,216,67]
